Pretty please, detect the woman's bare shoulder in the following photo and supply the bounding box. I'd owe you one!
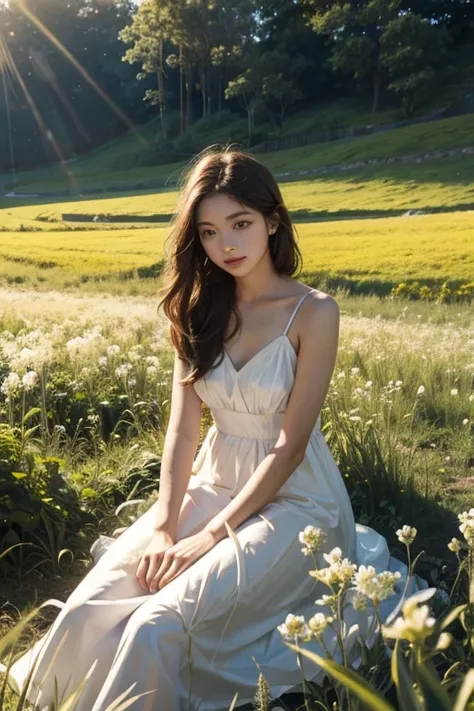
[293,283,339,310]
[296,287,339,336]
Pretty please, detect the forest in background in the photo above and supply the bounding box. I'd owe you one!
[1,0,474,171]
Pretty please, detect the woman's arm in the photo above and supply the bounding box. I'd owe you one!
[153,351,203,538]
[204,294,340,543]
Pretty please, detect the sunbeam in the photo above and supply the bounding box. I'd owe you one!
[12,0,149,149]
[30,47,92,145]
[2,34,78,188]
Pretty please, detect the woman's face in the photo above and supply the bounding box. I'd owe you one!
[196,193,276,276]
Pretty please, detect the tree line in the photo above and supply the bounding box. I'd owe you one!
[1,0,473,171]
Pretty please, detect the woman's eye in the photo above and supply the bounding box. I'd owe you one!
[201,229,214,238]
[235,220,250,229]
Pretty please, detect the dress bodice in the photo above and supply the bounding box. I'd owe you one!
[193,290,322,440]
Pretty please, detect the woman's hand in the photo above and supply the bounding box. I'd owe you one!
[136,529,175,593]
[142,529,218,593]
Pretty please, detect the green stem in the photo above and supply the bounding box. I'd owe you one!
[296,643,311,711]
[449,555,466,603]
[336,593,348,668]
[40,363,49,443]
[20,389,26,457]
[318,633,335,661]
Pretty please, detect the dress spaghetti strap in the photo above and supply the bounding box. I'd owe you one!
[283,289,314,336]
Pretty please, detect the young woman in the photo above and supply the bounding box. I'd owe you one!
[7,147,422,710]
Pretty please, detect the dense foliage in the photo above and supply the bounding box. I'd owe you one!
[1,0,473,171]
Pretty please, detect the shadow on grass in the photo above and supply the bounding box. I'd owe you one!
[59,201,474,225]
[2,154,474,215]
[302,271,469,298]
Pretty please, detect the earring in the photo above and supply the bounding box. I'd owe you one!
[203,256,209,266]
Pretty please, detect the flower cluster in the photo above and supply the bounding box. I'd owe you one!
[299,525,328,556]
[277,614,311,642]
[353,566,402,604]
[278,523,412,648]
[310,547,357,591]
[382,596,443,645]
[457,508,474,548]
[1,369,39,397]
[396,525,417,546]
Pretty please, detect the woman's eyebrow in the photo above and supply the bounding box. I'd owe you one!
[197,210,252,227]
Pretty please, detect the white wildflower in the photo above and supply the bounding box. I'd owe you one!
[115,363,133,378]
[298,525,328,556]
[277,614,311,641]
[1,372,21,397]
[458,509,474,547]
[396,525,417,546]
[145,355,160,367]
[127,349,141,362]
[308,612,334,636]
[314,594,335,607]
[353,565,378,598]
[22,370,39,391]
[416,385,425,396]
[462,418,469,425]
[351,592,368,611]
[107,345,121,357]
[66,336,92,355]
[372,570,402,602]
[447,537,462,553]
[323,547,343,566]
[382,601,436,643]
[12,347,38,370]
[451,388,458,396]
[311,548,357,588]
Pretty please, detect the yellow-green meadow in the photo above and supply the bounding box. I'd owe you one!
[1,180,473,293]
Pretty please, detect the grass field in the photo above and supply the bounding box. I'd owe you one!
[0,211,471,295]
[2,112,474,195]
[1,148,473,297]
[2,152,474,221]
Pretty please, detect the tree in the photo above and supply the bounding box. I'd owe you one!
[175,0,255,120]
[121,0,255,131]
[258,50,308,129]
[380,14,450,116]
[303,0,402,112]
[211,44,243,115]
[120,0,171,137]
[225,65,260,145]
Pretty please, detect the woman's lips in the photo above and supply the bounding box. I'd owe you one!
[223,256,246,265]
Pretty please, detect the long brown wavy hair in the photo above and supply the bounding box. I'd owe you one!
[157,145,303,386]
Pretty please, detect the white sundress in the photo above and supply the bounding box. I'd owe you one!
[6,288,427,710]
